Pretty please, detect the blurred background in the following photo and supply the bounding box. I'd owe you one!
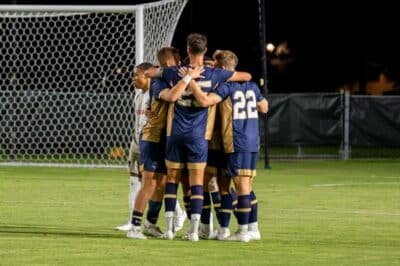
[3,0,400,95]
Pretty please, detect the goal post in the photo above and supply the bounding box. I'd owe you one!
[0,0,188,168]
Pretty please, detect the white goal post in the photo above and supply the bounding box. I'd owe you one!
[0,0,187,168]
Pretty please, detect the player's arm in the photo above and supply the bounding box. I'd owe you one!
[227,71,252,82]
[145,66,161,78]
[188,80,222,107]
[159,66,204,102]
[257,98,269,113]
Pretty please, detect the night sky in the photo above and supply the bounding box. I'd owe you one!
[2,0,399,93]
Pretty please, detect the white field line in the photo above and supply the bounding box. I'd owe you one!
[312,182,400,187]
[369,175,400,179]
[0,200,117,207]
[271,208,400,217]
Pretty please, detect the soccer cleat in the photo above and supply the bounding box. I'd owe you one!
[173,210,187,232]
[116,223,132,232]
[162,230,174,240]
[126,226,147,239]
[143,222,163,238]
[217,227,231,240]
[188,232,199,242]
[183,232,199,242]
[226,231,250,242]
[198,224,218,240]
[248,230,261,241]
[181,229,200,242]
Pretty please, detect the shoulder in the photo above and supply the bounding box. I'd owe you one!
[151,78,167,87]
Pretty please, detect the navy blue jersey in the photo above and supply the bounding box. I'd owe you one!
[216,81,264,153]
[162,66,233,140]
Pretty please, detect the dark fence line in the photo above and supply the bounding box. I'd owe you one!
[264,93,400,159]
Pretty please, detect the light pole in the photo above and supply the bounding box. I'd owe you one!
[258,0,271,169]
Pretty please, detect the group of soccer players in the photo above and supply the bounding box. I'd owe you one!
[116,33,268,242]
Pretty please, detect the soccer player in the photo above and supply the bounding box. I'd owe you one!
[159,33,252,241]
[189,50,268,242]
[116,62,152,231]
[127,49,205,239]
[198,110,223,240]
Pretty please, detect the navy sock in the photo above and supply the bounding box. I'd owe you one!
[236,194,251,225]
[146,200,162,224]
[165,182,178,212]
[249,190,258,224]
[183,195,191,218]
[190,185,203,215]
[219,193,233,227]
[131,211,143,226]
[200,192,211,224]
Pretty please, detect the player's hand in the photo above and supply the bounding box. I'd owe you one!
[178,66,188,77]
[187,66,205,79]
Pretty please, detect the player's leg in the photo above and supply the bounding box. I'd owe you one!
[116,141,141,231]
[184,138,208,241]
[142,141,167,237]
[225,152,257,242]
[216,168,232,240]
[143,172,165,237]
[199,170,212,239]
[198,167,220,239]
[127,169,157,239]
[180,169,191,219]
[248,153,260,240]
[163,136,185,240]
[163,167,182,239]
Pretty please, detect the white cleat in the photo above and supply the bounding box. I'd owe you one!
[143,222,163,238]
[126,226,147,239]
[217,228,231,240]
[198,224,218,240]
[181,229,199,242]
[226,231,250,242]
[188,232,199,242]
[173,211,187,232]
[181,230,199,241]
[248,230,261,241]
[162,230,175,240]
[116,223,132,232]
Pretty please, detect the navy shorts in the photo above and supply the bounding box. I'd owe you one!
[140,140,167,174]
[165,135,207,170]
[227,152,258,177]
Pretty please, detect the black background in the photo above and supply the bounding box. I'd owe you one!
[2,0,399,93]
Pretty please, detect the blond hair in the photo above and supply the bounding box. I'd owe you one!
[214,50,238,71]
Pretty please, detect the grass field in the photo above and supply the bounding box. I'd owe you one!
[1,160,399,265]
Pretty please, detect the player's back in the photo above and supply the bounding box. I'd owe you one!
[217,81,263,153]
[162,66,233,140]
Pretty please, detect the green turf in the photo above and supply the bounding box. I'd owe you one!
[1,161,399,265]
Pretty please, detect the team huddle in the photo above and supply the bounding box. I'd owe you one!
[116,33,268,242]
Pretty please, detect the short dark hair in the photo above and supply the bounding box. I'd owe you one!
[186,33,207,55]
[135,62,153,72]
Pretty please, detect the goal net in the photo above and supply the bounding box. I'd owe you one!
[0,0,187,167]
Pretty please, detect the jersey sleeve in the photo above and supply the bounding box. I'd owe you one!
[151,78,168,99]
[214,68,234,83]
[214,83,231,100]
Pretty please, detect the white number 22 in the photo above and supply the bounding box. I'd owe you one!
[233,90,258,119]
